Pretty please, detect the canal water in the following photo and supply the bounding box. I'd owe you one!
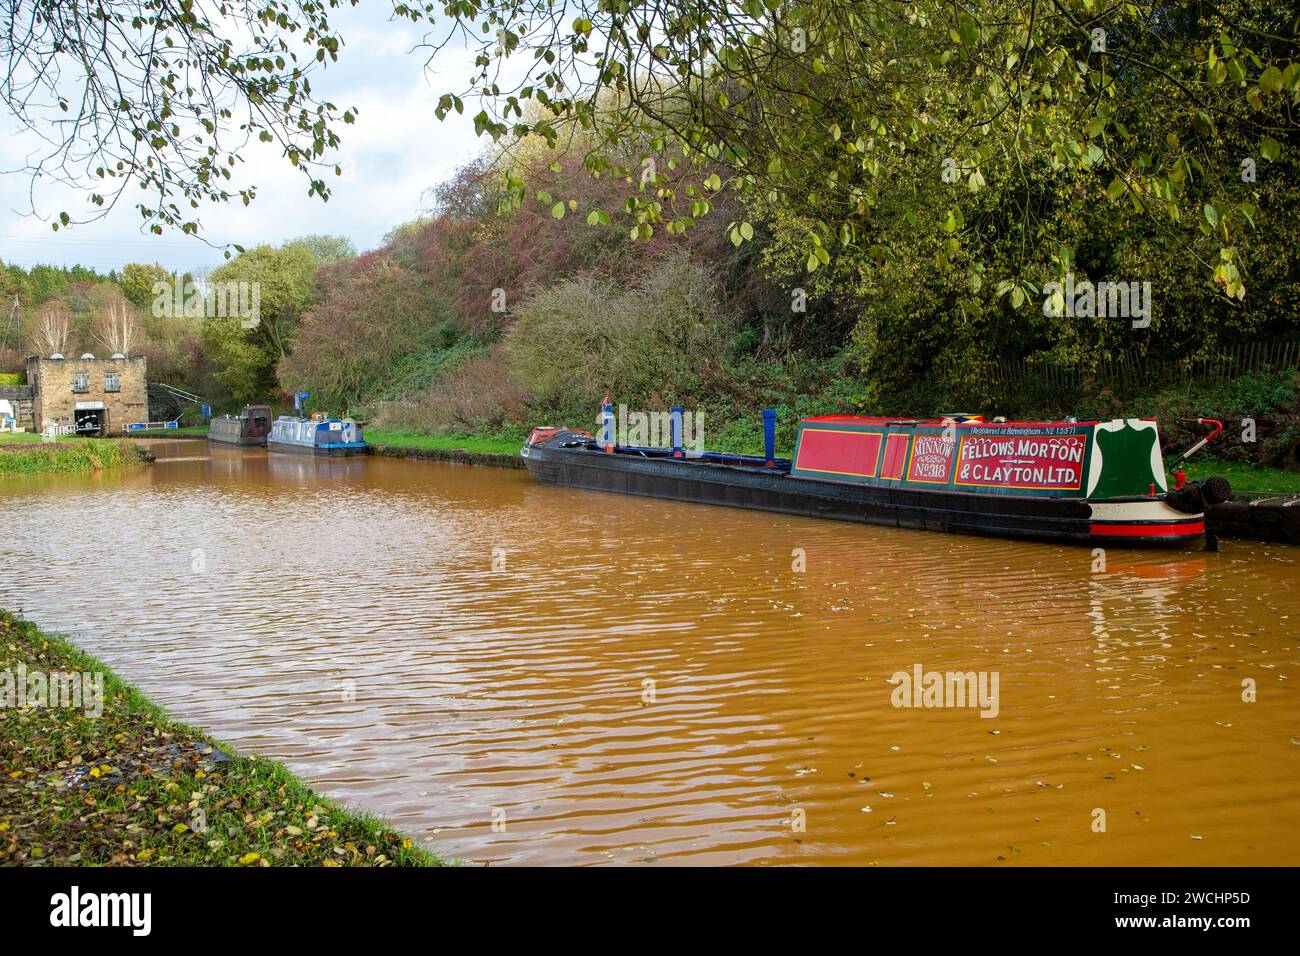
[1,439,1297,865]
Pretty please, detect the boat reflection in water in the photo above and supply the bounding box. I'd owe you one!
[265,451,368,482]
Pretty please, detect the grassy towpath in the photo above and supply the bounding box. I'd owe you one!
[0,611,446,867]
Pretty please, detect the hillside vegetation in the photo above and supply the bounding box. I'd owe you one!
[4,5,1297,469]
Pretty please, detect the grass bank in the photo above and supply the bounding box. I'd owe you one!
[1183,459,1300,496]
[364,424,786,459]
[121,426,210,438]
[0,438,149,477]
[0,432,65,444]
[1,426,209,445]
[365,429,524,457]
[0,610,445,866]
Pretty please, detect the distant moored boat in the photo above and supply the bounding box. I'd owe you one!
[207,404,272,447]
[267,415,367,457]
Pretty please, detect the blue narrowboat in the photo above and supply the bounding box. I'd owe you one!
[267,415,367,457]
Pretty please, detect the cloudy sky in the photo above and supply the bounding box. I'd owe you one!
[0,5,493,274]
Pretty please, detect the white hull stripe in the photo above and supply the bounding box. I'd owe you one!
[1088,501,1199,523]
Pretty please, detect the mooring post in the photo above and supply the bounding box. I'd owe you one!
[763,408,777,466]
[671,406,684,458]
[601,396,615,454]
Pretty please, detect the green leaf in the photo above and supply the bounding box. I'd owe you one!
[1203,203,1219,226]
[956,13,979,46]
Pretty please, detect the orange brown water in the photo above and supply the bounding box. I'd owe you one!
[1,438,1297,866]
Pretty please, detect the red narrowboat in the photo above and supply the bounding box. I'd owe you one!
[521,408,1230,548]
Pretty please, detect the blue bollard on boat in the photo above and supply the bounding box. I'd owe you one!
[763,408,777,466]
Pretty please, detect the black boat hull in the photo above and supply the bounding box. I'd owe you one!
[522,438,1205,548]
[267,440,367,458]
[207,433,266,447]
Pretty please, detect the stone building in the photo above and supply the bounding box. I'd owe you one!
[26,353,148,436]
[0,384,33,431]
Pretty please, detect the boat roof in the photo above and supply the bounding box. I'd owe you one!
[799,415,1156,428]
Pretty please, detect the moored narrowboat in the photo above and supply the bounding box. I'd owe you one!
[521,407,1231,548]
[267,415,367,457]
[207,404,272,446]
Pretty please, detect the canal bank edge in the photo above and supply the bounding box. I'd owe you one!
[0,610,448,867]
[367,442,527,469]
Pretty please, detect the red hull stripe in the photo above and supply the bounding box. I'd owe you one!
[1089,521,1204,537]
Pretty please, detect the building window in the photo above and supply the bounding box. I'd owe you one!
[104,372,120,393]
[71,372,89,393]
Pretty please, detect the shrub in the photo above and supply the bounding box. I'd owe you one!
[503,250,735,422]
[371,344,529,434]
[279,253,451,413]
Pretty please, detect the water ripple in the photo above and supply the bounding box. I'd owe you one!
[1,440,1297,865]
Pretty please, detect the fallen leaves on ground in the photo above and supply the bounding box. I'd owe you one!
[0,610,442,867]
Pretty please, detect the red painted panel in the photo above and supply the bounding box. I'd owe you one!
[906,434,957,483]
[881,433,910,480]
[954,433,1086,491]
[796,429,883,478]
